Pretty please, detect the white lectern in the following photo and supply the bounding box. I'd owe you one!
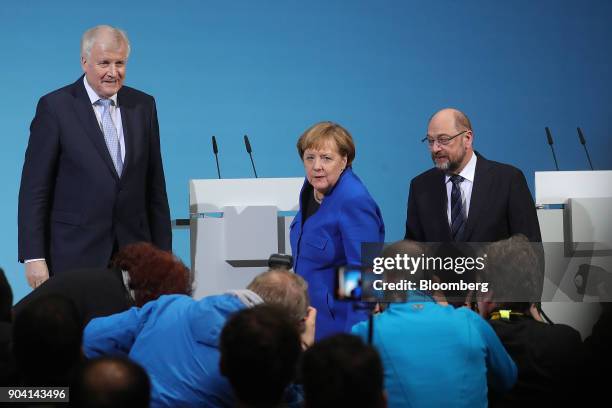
[189,178,303,299]
[536,170,612,339]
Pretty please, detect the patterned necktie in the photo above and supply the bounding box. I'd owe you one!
[97,98,123,176]
[450,175,465,241]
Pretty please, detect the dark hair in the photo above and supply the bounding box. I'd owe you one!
[72,356,150,408]
[301,334,385,408]
[112,242,192,306]
[0,268,12,323]
[220,305,301,407]
[380,240,429,302]
[13,294,82,385]
[383,240,473,305]
[431,242,477,307]
[482,234,543,312]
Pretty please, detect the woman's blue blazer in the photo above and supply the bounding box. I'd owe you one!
[290,168,385,340]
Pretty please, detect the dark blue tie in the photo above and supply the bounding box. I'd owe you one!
[450,175,465,241]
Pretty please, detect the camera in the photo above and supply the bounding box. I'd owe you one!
[267,253,293,270]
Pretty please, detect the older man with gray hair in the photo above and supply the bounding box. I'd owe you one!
[83,268,315,408]
[18,25,171,288]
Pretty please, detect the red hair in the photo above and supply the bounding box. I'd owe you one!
[112,242,192,306]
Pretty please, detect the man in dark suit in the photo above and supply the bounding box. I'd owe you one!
[405,108,541,243]
[18,25,171,288]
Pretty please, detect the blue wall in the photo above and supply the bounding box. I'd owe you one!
[2,0,611,302]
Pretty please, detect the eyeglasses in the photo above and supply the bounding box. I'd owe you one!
[421,130,467,148]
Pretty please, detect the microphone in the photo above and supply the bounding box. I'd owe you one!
[212,136,221,179]
[243,134,258,178]
[545,127,560,171]
[577,127,594,170]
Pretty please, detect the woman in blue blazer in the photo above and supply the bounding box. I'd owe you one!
[290,122,385,340]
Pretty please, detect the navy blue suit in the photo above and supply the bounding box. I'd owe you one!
[18,76,171,275]
[290,168,385,340]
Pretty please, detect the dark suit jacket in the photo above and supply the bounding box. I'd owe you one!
[13,268,134,327]
[404,153,541,242]
[18,76,172,274]
[488,317,584,407]
[0,321,16,386]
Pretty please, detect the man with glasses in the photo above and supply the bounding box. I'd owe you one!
[404,108,541,243]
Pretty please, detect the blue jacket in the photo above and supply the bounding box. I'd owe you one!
[83,294,244,407]
[352,292,517,408]
[290,168,385,340]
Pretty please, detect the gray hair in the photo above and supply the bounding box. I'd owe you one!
[247,269,309,326]
[81,25,131,58]
[482,234,544,308]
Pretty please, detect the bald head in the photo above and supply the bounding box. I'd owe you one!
[427,108,474,173]
[428,108,472,133]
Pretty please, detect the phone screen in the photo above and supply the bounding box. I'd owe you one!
[336,266,363,301]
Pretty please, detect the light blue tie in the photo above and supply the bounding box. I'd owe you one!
[97,98,123,176]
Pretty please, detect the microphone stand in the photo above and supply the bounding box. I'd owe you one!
[545,127,560,171]
[212,135,221,179]
[244,135,258,178]
[352,302,378,345]
[577,127,594,170]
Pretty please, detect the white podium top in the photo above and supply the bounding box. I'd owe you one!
[535,170,612,205]
[189,177,304,213]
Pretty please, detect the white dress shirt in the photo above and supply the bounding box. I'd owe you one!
[445,152,477,226]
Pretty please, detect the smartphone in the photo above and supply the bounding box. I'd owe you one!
[335,265,364,301]
[335,264,409,303]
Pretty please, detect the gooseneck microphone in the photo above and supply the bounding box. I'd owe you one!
[212,136,221,179]
[244,134,258,178]
[577,127,594,170]
[545,127,560,171]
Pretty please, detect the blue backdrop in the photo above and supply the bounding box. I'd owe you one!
[2,0,611,303]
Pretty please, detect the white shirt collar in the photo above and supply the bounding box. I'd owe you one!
[121,269,135,302]
[83,75,118,106]
[445,151,477,183]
